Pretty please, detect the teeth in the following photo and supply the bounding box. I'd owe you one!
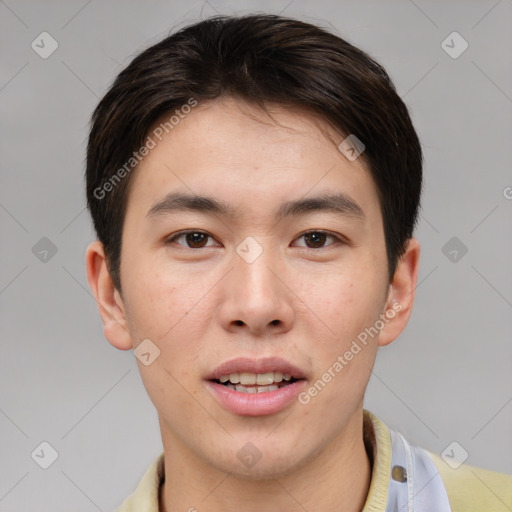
[218,371,292,385]
[236,384,257,393]
[239,372,257,385]
[233,384,280,393]
[256,372,274,385]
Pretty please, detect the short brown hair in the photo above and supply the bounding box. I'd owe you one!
[86,14,422,293]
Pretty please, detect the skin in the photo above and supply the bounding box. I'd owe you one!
[86,97,420,512]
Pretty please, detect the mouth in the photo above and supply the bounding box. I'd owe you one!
[204,357,307,416]
[213,371,300,393]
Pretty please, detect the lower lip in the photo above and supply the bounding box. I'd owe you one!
[205,380,307,416]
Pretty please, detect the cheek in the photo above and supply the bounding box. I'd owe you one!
[304,262,385,342]
[123,259,195,342]
[128,272,206,414]
[123,261,216,380]
[298,262,384,395]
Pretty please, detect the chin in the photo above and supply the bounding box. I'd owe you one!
[202,437,321,481]
[216,453,307,481]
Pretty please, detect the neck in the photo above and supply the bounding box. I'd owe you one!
[159,411,372,512]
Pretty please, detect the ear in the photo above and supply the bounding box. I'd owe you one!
[378,237,420,347]
[85,240,133,350]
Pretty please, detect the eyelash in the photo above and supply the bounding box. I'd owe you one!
[164,229,344,249]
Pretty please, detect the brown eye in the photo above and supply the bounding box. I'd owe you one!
[304,232,328,248]
[165,231,215,248]
[185,232,209,248]
[296,230,344,249]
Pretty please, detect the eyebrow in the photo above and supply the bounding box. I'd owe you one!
[146,191,365,221]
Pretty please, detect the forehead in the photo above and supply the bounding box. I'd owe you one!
[125,98,380,223]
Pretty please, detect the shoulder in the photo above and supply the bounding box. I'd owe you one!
[427,450,512,512]
[115,452,165,512]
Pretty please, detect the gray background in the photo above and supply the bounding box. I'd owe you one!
[1,0,511,510]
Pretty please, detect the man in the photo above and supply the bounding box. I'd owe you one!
[84,14,511,512]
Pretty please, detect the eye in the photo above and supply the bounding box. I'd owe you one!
[165,230,218,249]
[293,230,341,249]
[165,229,343,250]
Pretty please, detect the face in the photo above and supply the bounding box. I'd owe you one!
[88,97,414,479]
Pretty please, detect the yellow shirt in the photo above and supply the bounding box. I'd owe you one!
[116,410,512,511]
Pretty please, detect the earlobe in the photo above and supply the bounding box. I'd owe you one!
[85,241,133,351]
[378,238,420,347]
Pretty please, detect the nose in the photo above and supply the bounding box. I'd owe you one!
[217,241,295,338]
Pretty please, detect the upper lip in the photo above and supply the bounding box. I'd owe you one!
[206,357,306,381]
